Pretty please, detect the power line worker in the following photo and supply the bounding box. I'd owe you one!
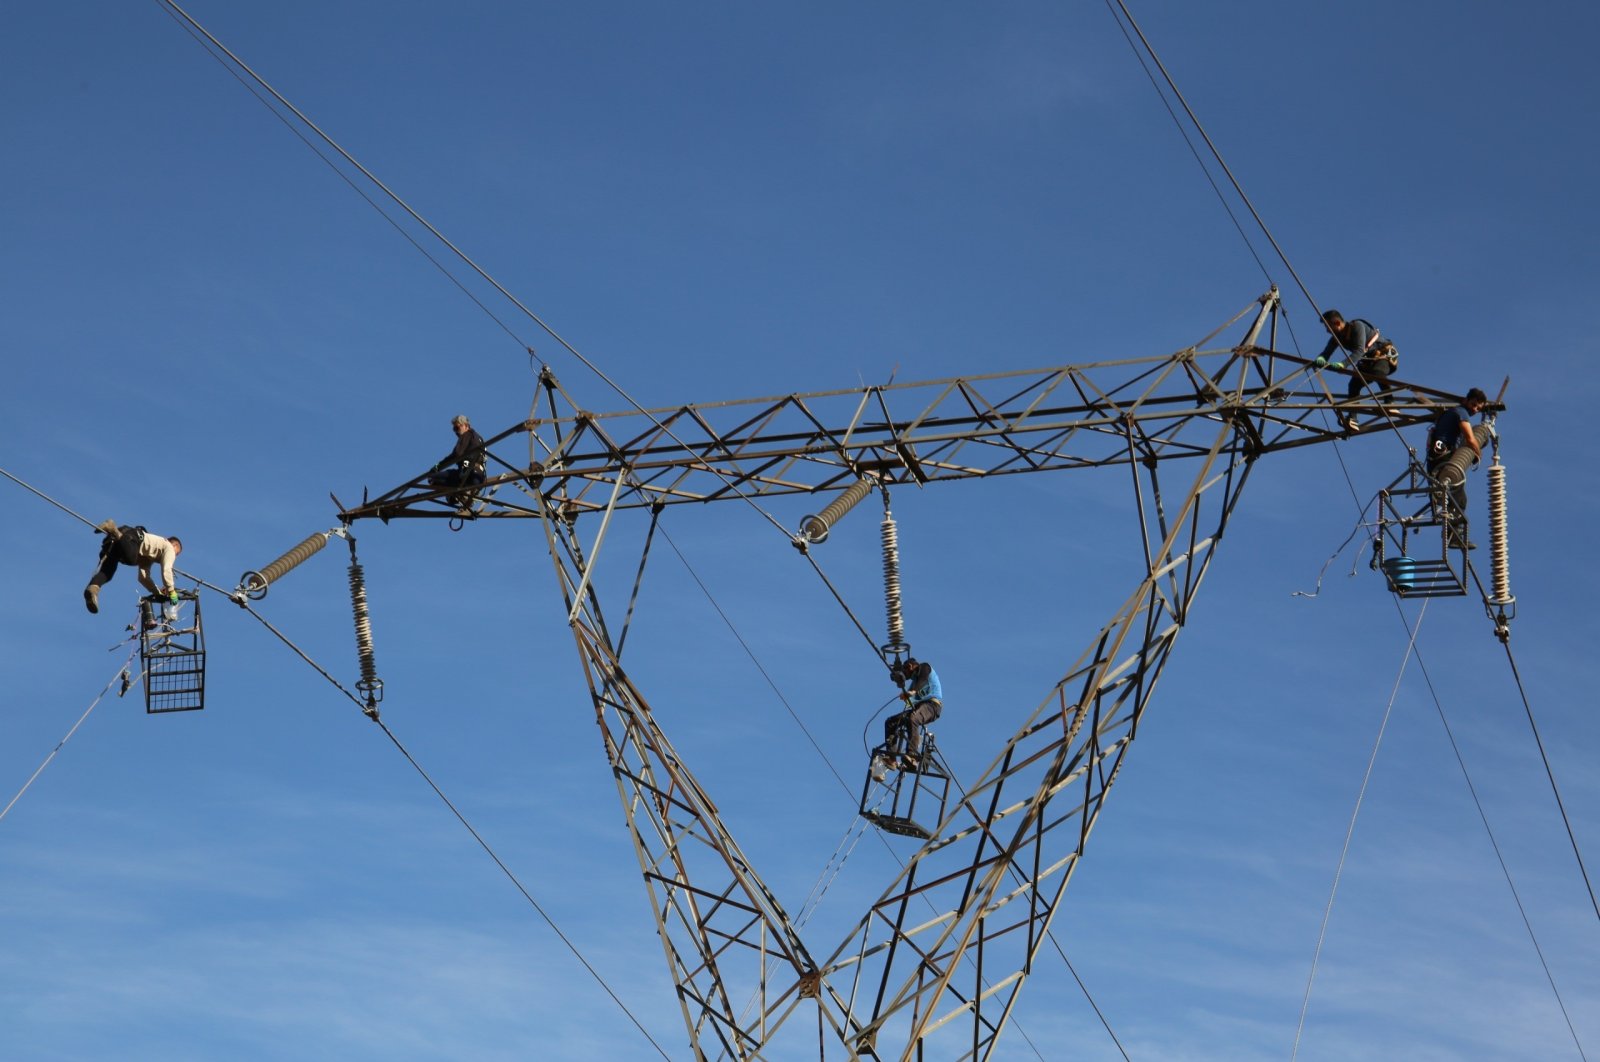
[884,656,942,770]
[1426,387,1488,549]
[83,521,182,614]
[1314,309,1400,432]
[427,414,488,495]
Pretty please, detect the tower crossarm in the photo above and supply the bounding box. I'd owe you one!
[337,295,1461,526]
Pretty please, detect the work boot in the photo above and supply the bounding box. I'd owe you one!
[95,519,120,539]
[83,585,99,614]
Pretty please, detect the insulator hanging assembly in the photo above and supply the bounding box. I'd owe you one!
[346,538,383,717]
[1484,452,1515,641]
[798,474,877,546]
[1486,458,1513,606]
[238,529,345,600]
[882,505,909,656]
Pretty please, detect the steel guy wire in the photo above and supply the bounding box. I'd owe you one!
[1290,597,1429,1060]
[1404,615,1591,1060]
[1,645,142,825]
[213,585,673,1060]
[157,0,800,546]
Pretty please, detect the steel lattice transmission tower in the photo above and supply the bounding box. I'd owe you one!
[340,291,1469,1059]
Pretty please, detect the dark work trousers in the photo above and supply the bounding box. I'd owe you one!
[428,466,486,489]
[885,698,942,756]
[88,530,146,590]
[1346,357,1395,400]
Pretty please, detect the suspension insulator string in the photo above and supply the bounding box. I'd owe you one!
[1485,453,1515,641]
[881,503,909,657]
[238,529,343,600]
[346,537,383,718]
[797,474,877,546]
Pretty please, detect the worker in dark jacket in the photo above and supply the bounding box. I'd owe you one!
[1315,309,1400,432]
[1426,388,1488,548]
[428,414,487,491]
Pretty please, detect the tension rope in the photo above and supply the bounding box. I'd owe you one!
[1497,636,1600,924]
[0,466,96,531]
[1290,597,1429,1059]
[0,645,141,825]
[1291,578,1592,1059]
[213,581,672,1060]
[163,0,910,684]
[1411,619,1592,1058]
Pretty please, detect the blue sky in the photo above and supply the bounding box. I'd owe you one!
[3,2,1597,1059]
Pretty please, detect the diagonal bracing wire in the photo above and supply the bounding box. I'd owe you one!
[1108,0,1447,469]
[1290,598,1429,1059]
[154,0,902,664]
[1500,640,1600,923]
[154,1,794,537]
[1291,567,1591,1060]
[1410,630,1591,1059]
[1102,0,1274,288]
[0,466,97,530]
[223,593,673,1060]
[1107,0,1322,320]
[1,646,142,825]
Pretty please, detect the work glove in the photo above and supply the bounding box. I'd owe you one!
[164,590,180,604]
[1312,356,1327,369]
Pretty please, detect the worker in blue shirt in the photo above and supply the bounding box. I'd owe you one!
[1314,309,1400,432]
[883,656,943,770]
